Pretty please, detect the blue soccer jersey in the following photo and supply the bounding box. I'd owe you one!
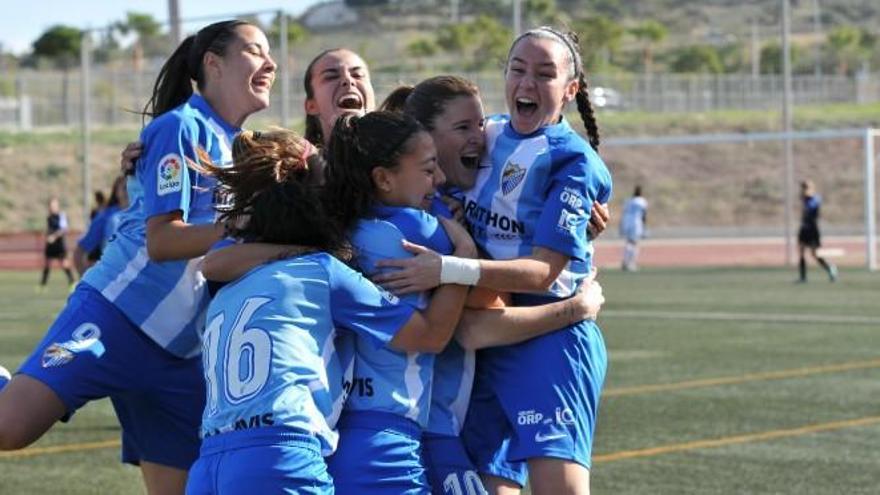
[200,252,414,455]
[77,205,122,254]
[83,94,237,358]
[424,191,477,437]
[347,204,454,428]
[463,115,612,300]
[461,115,613,471]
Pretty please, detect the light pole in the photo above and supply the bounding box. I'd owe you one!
[168,0,182,46]
[782,0,794,266]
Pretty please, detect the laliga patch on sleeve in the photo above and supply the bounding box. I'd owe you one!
[156,153,184,196]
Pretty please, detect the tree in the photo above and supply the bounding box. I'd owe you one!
[468,16,512,70]
[760,41,802,74]
[268,13,309,47]
[436,24,472,55]
[573,15,624,70]
[669,45,723,74]
[629,20,667,75]
[115,12,164,69]
[31,25,82,125]
[32,25,82,69]
[406,38,437,71]
[526,0,563,26]
[826,25,861,75]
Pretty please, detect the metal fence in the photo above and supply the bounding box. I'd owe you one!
[2,68,880,130]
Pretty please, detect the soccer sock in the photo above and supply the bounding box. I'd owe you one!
[817,257,831,273]
[64,268,74,285]
[40,267,50,286]
[798,258,806,281]
[623,243,635,267]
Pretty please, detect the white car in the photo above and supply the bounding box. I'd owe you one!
[590,86,623,109]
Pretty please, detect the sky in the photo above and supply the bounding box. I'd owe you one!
[1,0,324,54]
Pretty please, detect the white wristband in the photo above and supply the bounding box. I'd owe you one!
[440,256,481,286]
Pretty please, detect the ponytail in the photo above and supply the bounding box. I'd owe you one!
[322,111,425,232]
[143,36,196,122]
[142,20,252,122]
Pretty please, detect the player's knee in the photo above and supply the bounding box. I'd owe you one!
[0,417,33,450]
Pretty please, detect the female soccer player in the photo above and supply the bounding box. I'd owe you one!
[374,27,612,495]
[303,48,376,148]
[185,128,473,494]
[39,196,75,289]
[0,20,276,495]
[620,185,648,272]
[381,75,607,495]
[797,179,838,282]
[74,175,130,275]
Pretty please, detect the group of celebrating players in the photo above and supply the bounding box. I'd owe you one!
[0,19,614,495]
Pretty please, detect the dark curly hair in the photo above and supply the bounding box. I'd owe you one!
[193,128,348,256]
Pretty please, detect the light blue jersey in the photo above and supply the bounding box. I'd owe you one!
[77,205,122,254]
[425,191,476,437]
[83,94,237,358]
[200,252,414,456]
[347,204,454,428]
[620,196,647,241]
[461,115,613,471]
[463,115,612,300]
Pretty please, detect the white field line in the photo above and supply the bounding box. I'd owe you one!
[602,309,880,326]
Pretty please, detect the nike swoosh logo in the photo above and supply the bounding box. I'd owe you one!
[534,432,567,443]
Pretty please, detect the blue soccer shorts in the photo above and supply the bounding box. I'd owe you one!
[327,410,430,495]
[422,432,489,495]
[186,427,332,495]
[17,283,205,469]
[460,368,528,487]
[462,320,607,471]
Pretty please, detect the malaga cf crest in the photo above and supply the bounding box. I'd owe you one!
[500,161,526,195]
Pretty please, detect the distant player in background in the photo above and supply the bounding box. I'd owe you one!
[39,196,75,290]
[797,179,838,283]
[90,189,107,220]
[619,185,648,272]
[73,175,129,276]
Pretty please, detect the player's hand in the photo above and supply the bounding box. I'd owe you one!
[588,202,610,239]
[440,195,466,224]
[120,140,144,175]
[570,268,604,323]
[374,242,442,294]
[438,216,476,258]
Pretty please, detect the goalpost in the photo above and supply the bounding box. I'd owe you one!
[603,128,878,271]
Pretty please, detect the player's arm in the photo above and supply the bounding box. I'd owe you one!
[388,245,474,354]
[201,243,314,282]
[146,212,225,261]
[72,245,90,276]
[372,245,569,294]
[456,269,604,350]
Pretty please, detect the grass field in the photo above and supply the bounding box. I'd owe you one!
[0,267,878,494]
